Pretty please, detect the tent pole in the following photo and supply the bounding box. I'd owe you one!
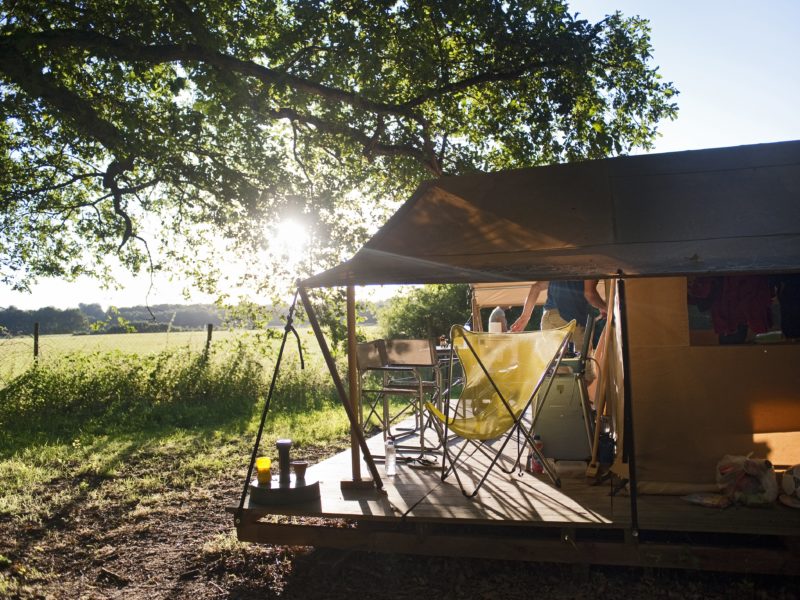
[346,285,362,482]
[586,280,617,478]
[617,275,639,536]
[298,285,383,490]
[471,292,482,332]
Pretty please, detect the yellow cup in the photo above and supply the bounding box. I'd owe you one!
[256,457,272,485]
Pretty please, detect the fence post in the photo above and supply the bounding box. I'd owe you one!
[204,323,213,358]
[33,322,40,361]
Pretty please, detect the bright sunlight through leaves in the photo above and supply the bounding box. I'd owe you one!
[265,219,310,269]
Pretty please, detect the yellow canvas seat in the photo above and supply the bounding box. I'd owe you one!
[428,321,575,496]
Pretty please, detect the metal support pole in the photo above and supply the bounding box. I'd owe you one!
[617,274,639,535]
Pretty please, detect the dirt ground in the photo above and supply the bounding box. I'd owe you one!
[2,446,798,600]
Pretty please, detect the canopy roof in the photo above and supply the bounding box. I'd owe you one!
[303,140,800,288]
[470,281,606,308]
[470,282,543,308]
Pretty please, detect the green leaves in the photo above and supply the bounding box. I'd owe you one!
[380,284,471,339]
[0,0,678,299]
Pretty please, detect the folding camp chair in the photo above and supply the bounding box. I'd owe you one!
[357,339,441,451]
[427,321,576,497]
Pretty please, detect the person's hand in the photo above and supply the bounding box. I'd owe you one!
[509,318,525,332]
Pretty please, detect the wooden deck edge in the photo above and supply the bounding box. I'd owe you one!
[234,520,800,576]
[227,504,623,529]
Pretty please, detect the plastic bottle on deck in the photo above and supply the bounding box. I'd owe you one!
[527,434,544,474]
[385,439,397,476]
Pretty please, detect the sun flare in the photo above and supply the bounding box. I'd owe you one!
[266,219,310,266]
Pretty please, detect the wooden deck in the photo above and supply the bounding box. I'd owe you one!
[230,427,800,574]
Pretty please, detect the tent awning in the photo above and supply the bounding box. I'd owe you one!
[470,282,544,308]
[470,281,608,308]
[303,140,800,288]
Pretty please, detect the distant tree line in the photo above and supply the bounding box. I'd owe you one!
[1,304,228,335]
[0,306,88,336]
[0,301,382,336]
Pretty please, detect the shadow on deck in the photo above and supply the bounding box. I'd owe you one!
[228,429,800,575]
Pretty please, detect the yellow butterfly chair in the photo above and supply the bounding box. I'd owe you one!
[427,321,575,497]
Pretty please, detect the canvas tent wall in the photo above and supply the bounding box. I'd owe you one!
[471,282,544,311]
[302,140,800,491]
[624,277,800,492]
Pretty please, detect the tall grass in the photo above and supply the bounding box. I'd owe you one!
[0,346,261,450]
[0,330,251,382]
[0,339,351,523]
[0,339,349,451]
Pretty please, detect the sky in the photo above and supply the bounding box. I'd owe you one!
[3,0,799,310]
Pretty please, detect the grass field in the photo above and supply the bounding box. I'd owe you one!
[0,320,400,598]
[1,328,796,597]
[0,328,357,596]
[0,327,336,382]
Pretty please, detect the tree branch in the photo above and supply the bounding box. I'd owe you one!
[0,44,129,153]
[102,157,135,250]
[25,171,102,196]
[400,62,544,110]
[0,29,547,177]
[291,121,313,187]
[0,29,421,119]
[269,106,440,175]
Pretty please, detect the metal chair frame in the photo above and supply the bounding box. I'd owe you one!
[357,339,442,453]
[432,324,574,497]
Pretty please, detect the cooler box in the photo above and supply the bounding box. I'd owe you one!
[533,365,593,461]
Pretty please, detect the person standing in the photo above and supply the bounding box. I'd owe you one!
[510,280,607,350]
[509,281,548,333]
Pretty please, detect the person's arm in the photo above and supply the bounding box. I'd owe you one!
[510,281,548,332]
[584,280,607,318]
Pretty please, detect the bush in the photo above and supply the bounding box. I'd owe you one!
[0,346,266,451]
[379,284,471,339]
[0,331,353,458]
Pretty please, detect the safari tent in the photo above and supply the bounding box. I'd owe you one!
[303,138,800,488]
[233,140,800,573]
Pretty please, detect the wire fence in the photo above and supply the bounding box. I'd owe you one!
[0,321,347,389]
[0,323,223,383]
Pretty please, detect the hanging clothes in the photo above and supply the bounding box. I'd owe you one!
[688,276,773,338]
[776,274,800,339]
